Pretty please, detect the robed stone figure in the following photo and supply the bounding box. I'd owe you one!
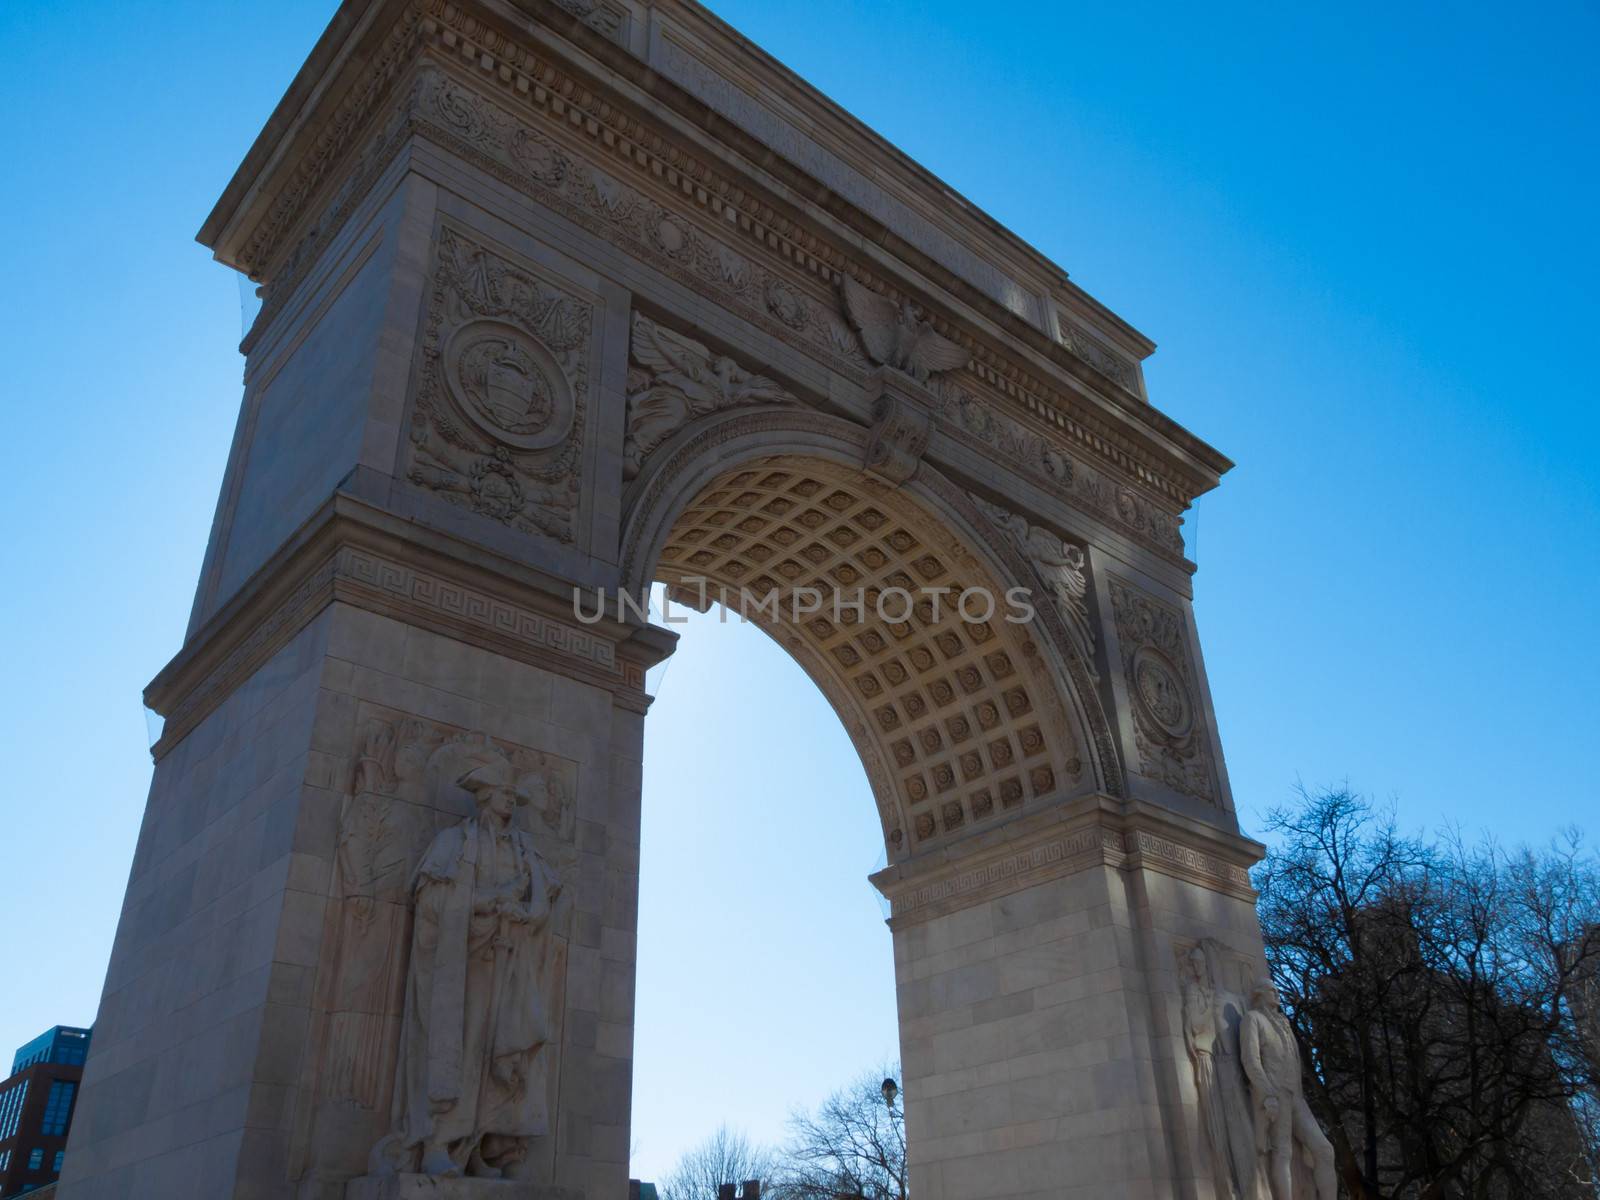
[373,752,563,1180]
[1241,981,1336,1200]
[1180,945,1334,1200]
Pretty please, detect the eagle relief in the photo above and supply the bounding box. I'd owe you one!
[408,227,594,543]
[839,275,970,384]
[974,498,1098,677]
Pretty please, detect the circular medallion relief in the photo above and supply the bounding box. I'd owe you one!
[1132,646,1193,739]
[444,319,575,451]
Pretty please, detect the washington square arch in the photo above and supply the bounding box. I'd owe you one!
[57,2,1337,1199]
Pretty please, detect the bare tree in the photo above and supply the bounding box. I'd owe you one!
[659,1125,778,1200]
[1256,785,1600,1200]
[772,1065,907,1200]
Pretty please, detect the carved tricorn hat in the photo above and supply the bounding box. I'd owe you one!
[456,755,532,804]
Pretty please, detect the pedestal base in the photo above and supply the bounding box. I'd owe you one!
[346,1175,584,1200]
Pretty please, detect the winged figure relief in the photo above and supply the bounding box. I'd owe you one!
[840,275,971,383]
[624,315,795,478]
[976,498,1098,676]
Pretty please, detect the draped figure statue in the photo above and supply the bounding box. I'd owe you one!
[1240,981,1336,1200]
[1182,946,1240,1198]
[371,750,564,1180]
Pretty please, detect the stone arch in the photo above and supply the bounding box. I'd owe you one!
[618,407,1124,862]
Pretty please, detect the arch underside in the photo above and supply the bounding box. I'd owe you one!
[648,452,1096,862]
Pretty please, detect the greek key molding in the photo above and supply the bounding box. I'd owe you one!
[149,515,653,760]
[155,553,343,758]
[333,546,627,680]
[1125,828,1252,893]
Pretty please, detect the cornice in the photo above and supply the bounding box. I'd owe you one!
[637,0,1157,358]
[200,0,1230,514]
[870,793,1262,926]
[146,491,671,760]
[202,0,423,282]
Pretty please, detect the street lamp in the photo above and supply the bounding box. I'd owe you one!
[881,1077,898,1109]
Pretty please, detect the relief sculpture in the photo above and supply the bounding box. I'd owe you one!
[1242,981,1337,1200]
[1110,578,1215,801]
[290,711,577,1193]
[840,275,970,383]
[1179,942,1335,1200]
[407,226,594,543]
[624,315,797,479]
[371,748,565,1181]
[974,498,1097,675]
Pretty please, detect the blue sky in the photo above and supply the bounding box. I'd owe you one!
[1,0,1596,1183]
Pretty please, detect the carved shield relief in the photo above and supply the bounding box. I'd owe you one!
[1109,578,1217,803]
[405,225,597,545]
[287,705,580,1191]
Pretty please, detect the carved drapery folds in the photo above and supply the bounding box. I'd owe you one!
[624,315,797,479]
[974,498,1097,677]
[289,711,577,1189]
[1179,942,1335,1200]
[1110,577,1215,802]
[407,226,593,542]
[372,748,564,1181]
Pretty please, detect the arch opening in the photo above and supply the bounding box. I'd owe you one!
[647,453,1092,861]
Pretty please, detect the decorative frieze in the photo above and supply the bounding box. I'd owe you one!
[234,5,427,283]
[1055,309,1141,395]
[232,25,1214,549]
[938,374,1187,561]
[408,65,1194,562]
[1109,578,1216,801]
[550,0,627,42]
[335,546,631,684]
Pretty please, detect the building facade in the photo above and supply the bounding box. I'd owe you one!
[0,1028,89,1197]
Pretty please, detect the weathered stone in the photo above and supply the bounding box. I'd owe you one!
[58,2,1284,1198]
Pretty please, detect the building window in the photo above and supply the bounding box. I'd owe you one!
[40,1080,77,1136]
[28,1146,43,1170]
[0,1079,28,1140]
[53,1149,65,1172]
[0,1148,9,1170]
